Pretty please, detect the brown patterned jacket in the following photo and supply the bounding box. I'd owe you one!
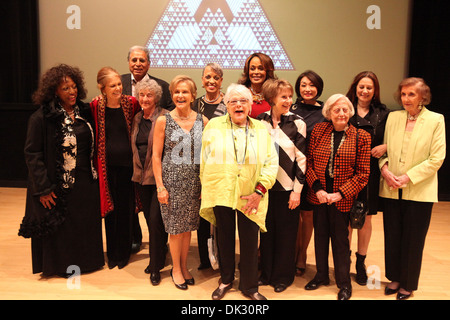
[306,121,371,212]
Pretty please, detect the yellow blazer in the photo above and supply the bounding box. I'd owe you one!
[199,115,279,232]
[379,107,446,202]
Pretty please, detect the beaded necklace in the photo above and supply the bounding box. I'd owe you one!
[203,92,223,104]
[229,115,249,167]
[328,130,346,178]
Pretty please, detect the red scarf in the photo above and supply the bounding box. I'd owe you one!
[91,95,139,217]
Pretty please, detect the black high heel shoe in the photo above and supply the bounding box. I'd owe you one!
[185,277,195,285]
[396,290,413,300]
[384,286,399,295]
[170,269,188,290]
[385,281,400,296]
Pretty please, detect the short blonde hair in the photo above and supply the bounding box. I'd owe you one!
[169,75,197,102]
[322,94,355,120]
[262,79,293,107]
[394,77,431,106]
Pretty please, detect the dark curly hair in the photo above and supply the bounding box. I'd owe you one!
[32,64,87,105]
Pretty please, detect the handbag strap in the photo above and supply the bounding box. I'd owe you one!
[354,128,368,200]
[354,128,359,172]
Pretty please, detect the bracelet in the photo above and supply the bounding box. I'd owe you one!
[255,183,267,195]
[255,189,264,196]
[157,186,166,193]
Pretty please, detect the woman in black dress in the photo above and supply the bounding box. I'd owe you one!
[19,64,104,277]
[346,71,390,285]
[290,70,325,276]
[192,63,227,270]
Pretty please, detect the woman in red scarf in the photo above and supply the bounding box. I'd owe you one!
[91,67,141,269]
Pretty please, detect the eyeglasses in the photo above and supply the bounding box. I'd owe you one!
[331,107,349,114]
[228,98,249,106]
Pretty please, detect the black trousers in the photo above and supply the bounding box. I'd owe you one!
[213,206,260,294]
[135,184,168,272]
[197,217,211,266]
[313,203,351,288]
[131,206,143,245]
[104,166,134,264]
[260,191,300,286]
[383,194,433,291]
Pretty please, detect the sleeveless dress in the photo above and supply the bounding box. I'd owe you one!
[160,113,203,235]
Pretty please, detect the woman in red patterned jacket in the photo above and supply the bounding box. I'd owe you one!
[304,94,371,300]
[91,67,141,269]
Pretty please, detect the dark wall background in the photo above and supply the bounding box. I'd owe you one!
[0,0,39,187]
[1,0,449,199]
[408,0,450,200]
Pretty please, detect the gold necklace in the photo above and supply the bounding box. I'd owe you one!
[250,86,263,103]
[173,110,193,120]
[328,130,346,178]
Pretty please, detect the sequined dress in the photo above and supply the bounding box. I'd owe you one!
[160,113,203,234]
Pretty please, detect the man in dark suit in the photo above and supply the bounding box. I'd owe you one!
[122,46,173,259]
[121,45,174,111]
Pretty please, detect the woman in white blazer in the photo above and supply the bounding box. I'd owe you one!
[379,77,446,300]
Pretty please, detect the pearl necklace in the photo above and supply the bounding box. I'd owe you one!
[407,106,423,121]
[407,113,420,121]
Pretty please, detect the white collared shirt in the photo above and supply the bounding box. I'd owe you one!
[131,74,150,96]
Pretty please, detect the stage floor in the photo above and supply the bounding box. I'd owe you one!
[1,187,449,301]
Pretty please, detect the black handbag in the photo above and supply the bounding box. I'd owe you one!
[349,129,369,229]
[350,189,368,229]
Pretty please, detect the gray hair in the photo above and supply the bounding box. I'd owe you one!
[134,79,163,108]
[322,94,355,120]
[224,83,253,105]
[202,62,223,78]
[127,45,150,62]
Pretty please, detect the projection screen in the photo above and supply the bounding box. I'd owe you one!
[38,0,411,108]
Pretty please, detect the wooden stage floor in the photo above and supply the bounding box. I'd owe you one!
[1,187,450,302]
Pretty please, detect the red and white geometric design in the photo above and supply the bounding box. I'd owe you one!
[146,0,294,69]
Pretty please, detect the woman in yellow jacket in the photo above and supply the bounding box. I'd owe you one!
[200,83,278,300]
[379,77,446,300]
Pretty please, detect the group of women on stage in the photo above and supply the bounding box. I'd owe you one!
[19,51,446,301]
